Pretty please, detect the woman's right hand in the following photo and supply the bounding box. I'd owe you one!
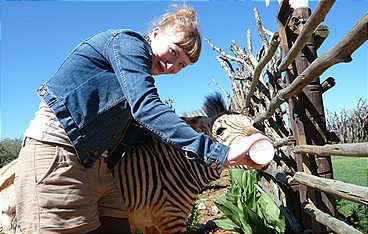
[223,133,272,169]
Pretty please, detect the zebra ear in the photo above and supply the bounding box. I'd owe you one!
[180,116,212,134]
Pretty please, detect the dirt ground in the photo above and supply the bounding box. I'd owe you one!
[192,169,239,234]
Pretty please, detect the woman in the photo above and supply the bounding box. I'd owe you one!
[15,4,269,233]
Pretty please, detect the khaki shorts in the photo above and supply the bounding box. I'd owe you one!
[15,138,128,233]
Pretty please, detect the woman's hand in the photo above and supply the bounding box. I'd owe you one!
[223,133,272,170]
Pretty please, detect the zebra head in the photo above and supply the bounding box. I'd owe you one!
[181,92,262,146]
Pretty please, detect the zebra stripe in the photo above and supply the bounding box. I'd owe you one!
[112,92,262,233]
[114,140,221,232]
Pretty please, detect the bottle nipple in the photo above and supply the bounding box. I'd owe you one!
[248,140,275,165]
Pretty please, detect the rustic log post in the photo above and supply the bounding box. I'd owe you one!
[278,0,336,72]
[321,77,335,94]
[277,0,336,232]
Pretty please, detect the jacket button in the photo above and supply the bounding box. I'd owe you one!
[93,150,99,157]
[101,150,109,158]
[37,85,46,96]
[210,162,217,169]
[83,158,90,164]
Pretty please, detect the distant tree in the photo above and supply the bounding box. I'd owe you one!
[326,99,368,143]
[0,138,22,168]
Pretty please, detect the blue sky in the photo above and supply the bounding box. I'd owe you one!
[1,0,367,139]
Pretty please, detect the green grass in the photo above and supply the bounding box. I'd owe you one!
[331,156,368,187]
[331,156,368,233]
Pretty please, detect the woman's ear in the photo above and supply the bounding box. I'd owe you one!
[153,27,160,37]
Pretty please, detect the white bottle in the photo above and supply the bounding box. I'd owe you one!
[248,140,275,165]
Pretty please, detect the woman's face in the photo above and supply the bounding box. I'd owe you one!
[149,28,191,75]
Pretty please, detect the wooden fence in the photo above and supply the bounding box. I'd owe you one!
[207,0,367,232]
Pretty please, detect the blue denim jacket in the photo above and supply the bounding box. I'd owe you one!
[37,29,229,169]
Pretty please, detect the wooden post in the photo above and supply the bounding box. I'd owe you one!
[277,0,336,232]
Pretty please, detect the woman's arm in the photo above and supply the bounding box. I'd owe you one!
[106,30,229,169]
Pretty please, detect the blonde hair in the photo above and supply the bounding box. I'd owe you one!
[151,5,201,64]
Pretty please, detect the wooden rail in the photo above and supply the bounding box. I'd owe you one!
[270,169,368,232]
[303,200,363,234]
[294,142,368,157]
[289,172,368,206]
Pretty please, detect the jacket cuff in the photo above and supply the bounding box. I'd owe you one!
[206,142,229,170]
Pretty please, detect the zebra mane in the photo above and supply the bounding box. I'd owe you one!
[181,92,227,118]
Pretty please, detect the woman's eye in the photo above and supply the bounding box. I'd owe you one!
[215,127,226,135]
[179,62,185,68]
[169,48,176,56]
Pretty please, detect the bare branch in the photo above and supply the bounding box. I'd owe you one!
[216,56,245,110]
[262,26,274,37]
[216,56,235,79]
[245,33,280,107]
[246,29,253,56]
[206,38,254,75]
[253,7,269,49]
[212,78,230,99]
[245,31,258,67]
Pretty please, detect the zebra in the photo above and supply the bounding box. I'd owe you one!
[112,92,264,233]
[0,93,266,233]
[0,159,17,233]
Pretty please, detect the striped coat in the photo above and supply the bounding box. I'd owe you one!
[113,93,261,233]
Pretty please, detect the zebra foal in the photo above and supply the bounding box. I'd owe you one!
[112,93,264,233]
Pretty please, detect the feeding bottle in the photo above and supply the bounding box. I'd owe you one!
[248,140,275,165]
